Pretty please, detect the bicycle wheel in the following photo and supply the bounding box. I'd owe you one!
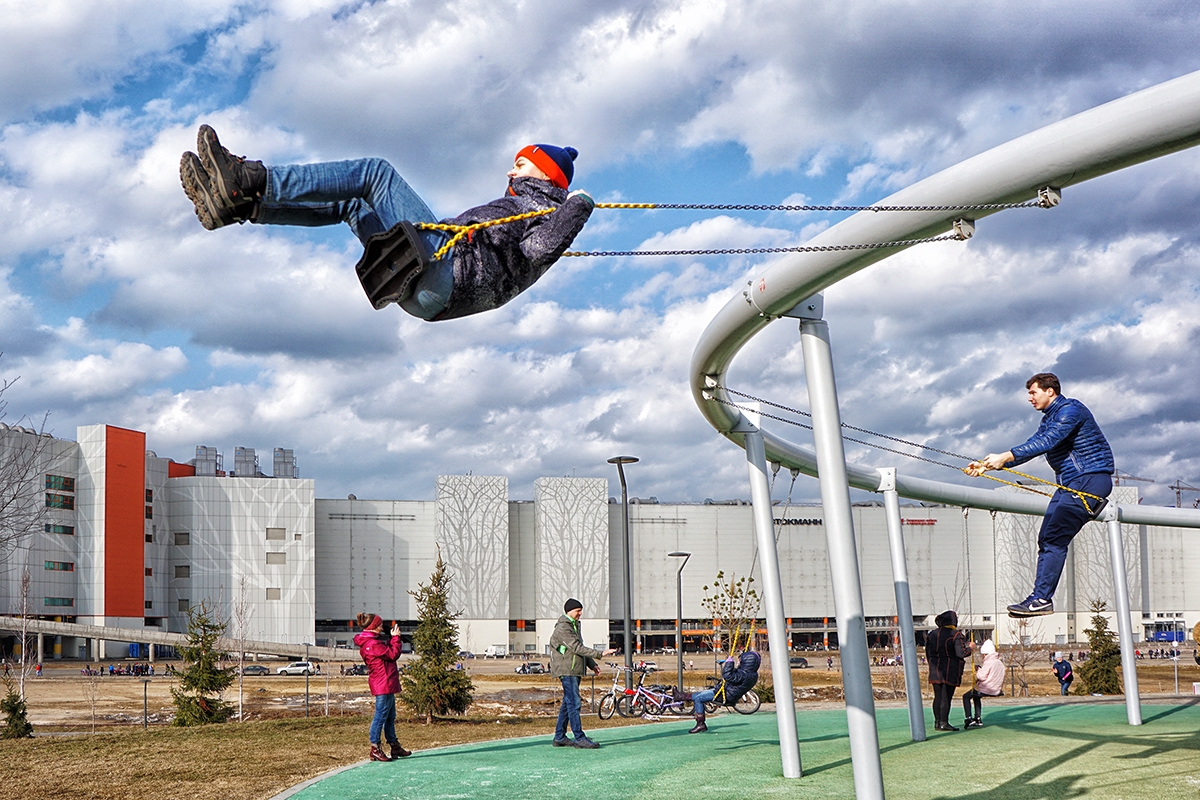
[734,689,761,714]
[703,700,718,714]
[669,698,694,716]
[615,694,644,718]
[598,692,616,720]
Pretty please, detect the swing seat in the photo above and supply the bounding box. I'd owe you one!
[1088,498,1109,520]
[354,221,431,310]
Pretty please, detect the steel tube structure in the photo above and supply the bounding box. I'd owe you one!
[881,470,926,742]
[1106,513,1142,725]
[738,416,802,779]
[799,319,884,799]
[668,551,691,692]
[688,69,1200,791]
[609,456,639,690]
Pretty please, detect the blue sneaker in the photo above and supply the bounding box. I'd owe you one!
[1007,597,1053,617]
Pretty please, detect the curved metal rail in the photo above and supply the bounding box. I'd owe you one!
[690,68,1200,529]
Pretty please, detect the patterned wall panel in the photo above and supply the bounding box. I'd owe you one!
[535,478,608,618]
[1072,486,1140,610]
[435,476,508,619]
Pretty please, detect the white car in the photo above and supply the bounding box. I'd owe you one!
[638,660,658,672]
[276,661,319,676]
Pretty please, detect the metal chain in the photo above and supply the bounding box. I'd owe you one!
[595,200,1047,212]
[562,231,964,259]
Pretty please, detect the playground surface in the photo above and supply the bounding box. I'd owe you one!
[276,700,1200,800]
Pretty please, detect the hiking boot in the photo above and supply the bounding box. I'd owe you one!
[572,737,600,749]
[197,124,267,209]
[180,152,252,230]
[1007,597,1053,617]
[389,742,411,758]
[688,715,708,733]
[369,743,392,762]
[552,738,572,747]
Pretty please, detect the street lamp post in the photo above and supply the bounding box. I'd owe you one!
[669,551,691,691]
[608,456,639,690]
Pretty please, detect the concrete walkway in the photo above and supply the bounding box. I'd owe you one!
[276,702,1200,799]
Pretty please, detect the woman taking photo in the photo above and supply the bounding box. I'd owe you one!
[353,613,412,762]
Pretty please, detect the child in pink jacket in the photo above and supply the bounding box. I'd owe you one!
[961,639,1006,728]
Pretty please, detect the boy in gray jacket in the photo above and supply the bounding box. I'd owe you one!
[181,126,594,321]
[549,598,618,749]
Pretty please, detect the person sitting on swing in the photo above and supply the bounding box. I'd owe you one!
[673,650,760,733]
[180,125,595,321]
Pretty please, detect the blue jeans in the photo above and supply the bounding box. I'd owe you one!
[690,687,716,713]
[1031,472,1113,600]
[555,676,585,741]
[256,158,453,319]
[369,693,397,745]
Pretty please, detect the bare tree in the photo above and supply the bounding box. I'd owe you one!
[231,575,252,721]
[700,571,761,658]
[0,370,54,559]
[1005,617,1047,697]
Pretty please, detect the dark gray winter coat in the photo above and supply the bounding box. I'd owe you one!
[438,177,593,320]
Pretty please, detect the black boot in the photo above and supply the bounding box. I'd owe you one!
[688,712,708,733]
[197,125,267,210]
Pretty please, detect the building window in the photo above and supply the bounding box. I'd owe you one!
[265,552,286,566]
[266,588,281,601]
[44,561,74,572]
[178,599,190,612]
[145,505,154,519]
[294,533,302,541]
[145,533,153,543]
[44,524,75,536]
[46,475,75,492]
[145,568,153,577]
[45,597,75,607]
[174,532,190,546]
[145,600,153,610]
[265,527,286,541]
[46,493,74,510]
[145,489,153,502]
[174,565,190,579]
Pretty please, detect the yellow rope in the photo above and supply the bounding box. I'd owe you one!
[962,465,1106,515]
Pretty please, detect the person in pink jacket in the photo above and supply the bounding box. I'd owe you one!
[354,612,412,762]
[961,639,1006,729]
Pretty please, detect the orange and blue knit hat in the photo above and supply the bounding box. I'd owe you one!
[516,144,578,189]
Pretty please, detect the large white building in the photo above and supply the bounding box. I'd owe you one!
[1,423,1195,659]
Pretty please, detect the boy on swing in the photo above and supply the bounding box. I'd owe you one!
[180,125,594,321]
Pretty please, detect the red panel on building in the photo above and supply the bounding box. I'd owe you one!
[168,461,196,478]
[105,426,145,617]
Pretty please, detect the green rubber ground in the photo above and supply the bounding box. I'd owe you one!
[282,703,1200,799]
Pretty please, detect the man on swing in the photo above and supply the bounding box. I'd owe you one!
[673,650,760,733]
[966,373,1114,617]
[180,125,594,321]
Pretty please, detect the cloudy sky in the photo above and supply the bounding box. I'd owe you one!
[2,0,1200,507]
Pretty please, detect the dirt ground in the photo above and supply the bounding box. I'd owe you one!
[12,652,1200,731]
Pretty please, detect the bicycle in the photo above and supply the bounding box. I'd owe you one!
[596,663,636,719]
[702,675,761,715]
[612,662,693,718]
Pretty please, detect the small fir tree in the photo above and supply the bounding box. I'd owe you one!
[399,553,473,723]
[1077,599,1122,695]
[1,673,33,738]
[171,600,236,725]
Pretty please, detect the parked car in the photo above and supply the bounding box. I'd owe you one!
[457,651,475,659]
[345,664,368,676]
[638,660,658,672]
[789,656,809,669]
[277,661,319,676]
[514,662,548,674]
[241,664,269,676]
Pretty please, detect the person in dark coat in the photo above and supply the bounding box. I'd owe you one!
[353,612,411,762]
[673,651,761,733]
[926,610,972,732]
[181,125,593,322]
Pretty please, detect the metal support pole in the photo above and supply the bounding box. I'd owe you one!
[800,316,886,800]
[880,470,926,742]
[1105,513,1142,725]
[609,456,639,691]
[669,552,691,691]
[736,411,802,779]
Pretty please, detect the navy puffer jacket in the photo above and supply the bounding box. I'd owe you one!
[1007,396,1114,483]
[720,652,761,704]
[438,176,593,320]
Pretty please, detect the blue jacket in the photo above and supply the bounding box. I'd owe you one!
[719,652,761,704]
[1008,396,1114,483]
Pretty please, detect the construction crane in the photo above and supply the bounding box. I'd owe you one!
[1113,469,1155,487]
[1167,479,1199,508]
